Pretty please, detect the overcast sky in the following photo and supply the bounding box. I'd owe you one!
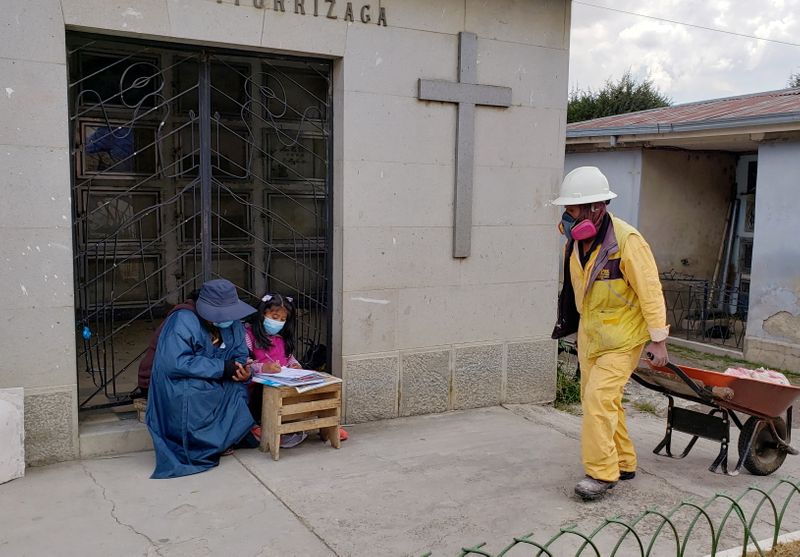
[569,0,800,105]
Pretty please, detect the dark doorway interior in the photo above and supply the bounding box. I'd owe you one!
[67,33,333,411]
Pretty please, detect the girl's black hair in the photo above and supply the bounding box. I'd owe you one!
[248,293,296,358]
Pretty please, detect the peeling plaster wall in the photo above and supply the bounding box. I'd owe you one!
[763,311,800,342]
[745,142,800,369]
[564,150,642,226]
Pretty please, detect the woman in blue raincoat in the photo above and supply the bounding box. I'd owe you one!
[146,279,258,479]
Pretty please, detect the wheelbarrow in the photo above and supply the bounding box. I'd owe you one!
[632,357,800,476]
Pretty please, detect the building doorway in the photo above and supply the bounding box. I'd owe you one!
[67,33,333,411]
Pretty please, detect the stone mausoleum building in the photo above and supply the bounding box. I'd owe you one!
[0,0,571,467]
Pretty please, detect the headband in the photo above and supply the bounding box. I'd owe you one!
[261,294,294,303]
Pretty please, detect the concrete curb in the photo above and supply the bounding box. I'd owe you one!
[668,336,744,359]
[709,530,800,557]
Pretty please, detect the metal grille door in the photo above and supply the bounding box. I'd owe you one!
[68,34,333,410]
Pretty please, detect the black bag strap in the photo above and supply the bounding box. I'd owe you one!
[551,240,580,339]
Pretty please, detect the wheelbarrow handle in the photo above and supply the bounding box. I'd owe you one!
[646,352,714,402]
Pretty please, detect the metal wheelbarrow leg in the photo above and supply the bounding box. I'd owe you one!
[652,394,744,476]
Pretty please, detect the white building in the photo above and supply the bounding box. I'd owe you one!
[1,0,571,465]
[565,88,800,370]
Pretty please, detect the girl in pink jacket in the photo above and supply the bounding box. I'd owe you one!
[245,292,348,446]
[244,293,301,373]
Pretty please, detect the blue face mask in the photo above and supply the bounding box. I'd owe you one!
[214,320,234,329]
[263,317,285,336]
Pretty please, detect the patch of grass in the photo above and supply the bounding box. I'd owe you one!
[746,539,800,557]
[669,344,800,379]
[668,344,749,367]
[554,366,581,411]
[632,400,658,414]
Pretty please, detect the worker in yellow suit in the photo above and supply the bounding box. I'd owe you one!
[552,166,669,501]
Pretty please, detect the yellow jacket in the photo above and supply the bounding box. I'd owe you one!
[570,214,669,359]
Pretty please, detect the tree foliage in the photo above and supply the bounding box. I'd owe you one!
[790,72,800,88]
[568,70,671,123]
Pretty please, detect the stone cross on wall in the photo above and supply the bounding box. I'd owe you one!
[418,31,512,258]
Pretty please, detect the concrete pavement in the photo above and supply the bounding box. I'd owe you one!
[1,404,799,557]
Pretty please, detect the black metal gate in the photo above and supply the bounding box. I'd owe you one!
[67,33,333,410]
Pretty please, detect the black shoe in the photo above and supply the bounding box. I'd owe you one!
[129,386,148,400]
[575,477,616,500]
[619,471,636,481]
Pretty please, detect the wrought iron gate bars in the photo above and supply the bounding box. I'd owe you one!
[68,33,333,410]
[661,273,748,350]
[205,55,331,348]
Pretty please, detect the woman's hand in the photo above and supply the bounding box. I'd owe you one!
[232,362,251,382]
[289,362,302,369]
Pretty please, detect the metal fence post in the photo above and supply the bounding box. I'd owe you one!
[199,54,213,281]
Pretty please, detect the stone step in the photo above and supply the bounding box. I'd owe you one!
[79,416,152,459]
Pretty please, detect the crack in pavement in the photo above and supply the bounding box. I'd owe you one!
[501,403,582,441]
[235,454,341,557]
[81,463,164,557]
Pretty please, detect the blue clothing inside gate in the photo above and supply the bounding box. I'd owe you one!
[146,309,254,479]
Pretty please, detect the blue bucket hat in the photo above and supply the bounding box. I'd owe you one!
[195,279,256,323]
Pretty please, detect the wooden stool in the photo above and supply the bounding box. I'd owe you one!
[259,377,341,461]
[133,398,147,423]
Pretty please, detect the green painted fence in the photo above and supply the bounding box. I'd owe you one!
[422,478,800,557]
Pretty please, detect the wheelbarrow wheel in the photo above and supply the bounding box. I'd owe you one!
[738,416,788,476]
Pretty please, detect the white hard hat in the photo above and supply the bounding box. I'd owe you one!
[553,166,618,206]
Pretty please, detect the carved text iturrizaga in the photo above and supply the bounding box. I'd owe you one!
[217,0,388,26]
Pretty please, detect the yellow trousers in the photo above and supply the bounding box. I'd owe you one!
[579,343,645,482]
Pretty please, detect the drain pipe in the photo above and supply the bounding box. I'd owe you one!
[711,200,734,288]
[717,198,740,312]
